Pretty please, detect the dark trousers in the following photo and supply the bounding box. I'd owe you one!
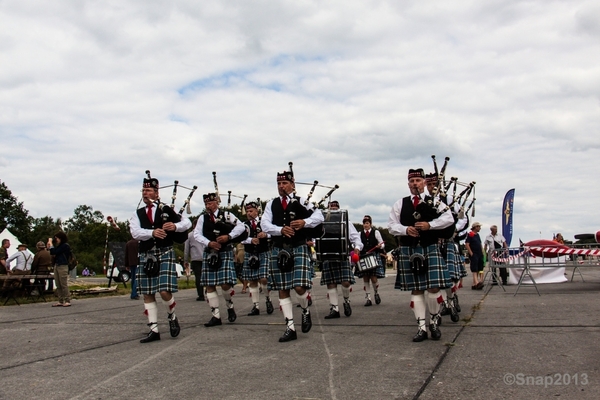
[191,260,204,298]
[492,265,508,283]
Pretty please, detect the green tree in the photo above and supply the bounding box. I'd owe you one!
[0,180,33,241]
[27,216,63,248]
[64,205,104,232]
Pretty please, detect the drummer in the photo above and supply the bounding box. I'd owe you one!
[357,215,386,306]
[320,201,363,319]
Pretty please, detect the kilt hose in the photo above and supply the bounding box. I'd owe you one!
[394,243,452,291]
[268,244,312,291]
[137,247,178,294]
[200,249,237,287]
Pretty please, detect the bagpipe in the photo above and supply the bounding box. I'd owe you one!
[415,156,477,239]
[277,161,338,272]
[146,170,198,244]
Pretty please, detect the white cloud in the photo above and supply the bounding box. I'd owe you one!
[1,0,599,245]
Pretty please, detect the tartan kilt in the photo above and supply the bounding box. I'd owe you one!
[268,245,312,291]
[394,244,452,291]
[320,259,356,286]
[137,247,178,294]
[354,254,386,279]
[241,251,270,282]
[448,241,468,279]
[200,250,237,287]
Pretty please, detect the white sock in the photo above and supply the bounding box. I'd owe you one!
[364,281,371,299]
[207,291,220,319]
[410,294,426,330]
[144,302,159,333]
[279,297,295,331]
[446,287,454,300]
[341,286,351,300]
[162,296,176,319]
[427,291,443,323]
[222,288,234,309]
[260,283,270,298]
[250,286,260,308]
[297,291,310,310]
[327,287,339,311]
[373,282,379,293]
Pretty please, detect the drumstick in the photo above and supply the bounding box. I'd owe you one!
[366,241,385,254]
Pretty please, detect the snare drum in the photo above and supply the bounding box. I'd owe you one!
[356,253,381,273]
[315,210,349,261]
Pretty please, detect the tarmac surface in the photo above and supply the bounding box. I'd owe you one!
[1,265,600,400]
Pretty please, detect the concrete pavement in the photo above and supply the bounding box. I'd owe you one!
[1,266,599,400]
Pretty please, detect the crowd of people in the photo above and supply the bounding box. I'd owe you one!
[127,163,492,345]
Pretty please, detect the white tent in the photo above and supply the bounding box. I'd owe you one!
[0,228,21,251]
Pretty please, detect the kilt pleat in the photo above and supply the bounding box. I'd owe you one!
[137,247,178,294]
[268,245,312,291]
[394,244,452,291]
[320,260,356,285]
[200,250,237,286]
[241,251,270,281]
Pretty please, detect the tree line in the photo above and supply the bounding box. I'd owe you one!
[1,180,397,274]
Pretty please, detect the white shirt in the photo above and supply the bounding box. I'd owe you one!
[184,231,206,262]
[388,188,454,236]
[362,229,384,250]
[484,233,507,255]
[7,249,34,271]
[260,196,324,236]
[193,210,246,247]
[129,204,192,242]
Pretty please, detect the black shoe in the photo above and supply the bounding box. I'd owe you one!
[227,308,237,322]
[247,306,260,316]
[440,303,450,316]
[324,308,340,319]
[374,293,381,305]
[168,314,180,337]
[140,330,161,343]
[450,305,460,323]
[364,299,372,307]
[453,294,461,313]
[279,327,297,342]
[204,316,222,327]
[266,298,274,314]
[343,301,352,317]
[429,323,441,340]
[412,329,428,342]
[196,296,205,301]
[301,309,312,333]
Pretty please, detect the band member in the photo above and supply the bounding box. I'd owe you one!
[261,168,324,342]
[193,193,246,327]
[321,201,362,318]
[425,173,462,321]
[240,200,274,316]
[130,175,191,343]
[388,168,454,342]
[184,219,205,301]
[357,215,385,306]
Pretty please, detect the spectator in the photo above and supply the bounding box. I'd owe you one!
[2,243,34,293]
[31,241,53,294]
[0,238,10,275]
[484,225,508,285]
[465,222,484,290]
[554,233,565,244]
[48,232,72,307]
[184,220,205,301]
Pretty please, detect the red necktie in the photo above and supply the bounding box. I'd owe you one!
[413,195,420,209]
[366,230,370,238]
[252,220,257,230]
[282,197,288,210]
[210,213,216,223]
[146,205,153,224]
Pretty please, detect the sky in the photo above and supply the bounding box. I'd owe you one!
[1,0,599,245]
